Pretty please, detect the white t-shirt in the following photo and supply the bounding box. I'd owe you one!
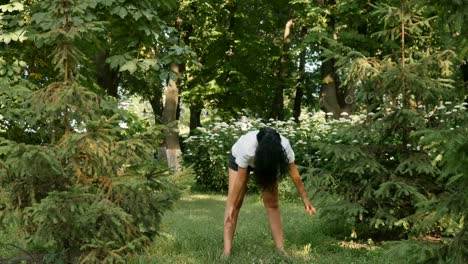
[231,130,295,168]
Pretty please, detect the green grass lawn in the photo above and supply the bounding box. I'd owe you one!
[1,193,418,263]
[129,193,403,264]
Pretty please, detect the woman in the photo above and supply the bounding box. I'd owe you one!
[223,127,316,256]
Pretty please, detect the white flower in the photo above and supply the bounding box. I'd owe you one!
[437,105,446,110]
[352,140,358,143]
[326,112,333,116]
[390,156,395,160]
[445,111,452,115]
[340,112,349,116]
[406,144,411,148]
[368,112,375,116]
[313,135,320,140]
[444,101,452,105]
[416,146,421,151]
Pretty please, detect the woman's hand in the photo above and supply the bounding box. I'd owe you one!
[304,200,316,215]
[288,163,317,215]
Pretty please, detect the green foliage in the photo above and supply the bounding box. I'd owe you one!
[0,0,181,262]
[183,119,254,191]
[24,190,141,251]
[411,103,468,262]
[303,3,467,261]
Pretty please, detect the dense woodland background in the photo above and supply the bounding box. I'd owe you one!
[0,0,467,263]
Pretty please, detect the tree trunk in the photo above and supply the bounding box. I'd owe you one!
[149,92,164,124]
[318,0,354,118]
[162,64,182,171]
[293,27,307,123]
[320,58,341,117]
[94,49,119,98]
[461,62,468,104]
[189,104,202,132]
[150,89,167,161]
[271,18,294,120]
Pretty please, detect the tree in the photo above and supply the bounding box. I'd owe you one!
[0,1,180,262]
[310,0,459,241]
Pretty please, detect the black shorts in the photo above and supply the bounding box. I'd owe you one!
[229,155,254,173]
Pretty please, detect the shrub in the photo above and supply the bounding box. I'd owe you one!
[0,1,181,262]
[0,82,181,263]
[182,115,321,192]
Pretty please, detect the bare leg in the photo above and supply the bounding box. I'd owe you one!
[223,168,248,256]
[262,182,284,252]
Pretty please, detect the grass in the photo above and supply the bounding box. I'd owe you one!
[128,193,402,264]
[0,193,421,263]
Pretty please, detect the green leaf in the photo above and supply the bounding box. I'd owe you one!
[119,60,137,74]
[106,55,128,69]
[0,2,24,12]
[112,6,128,19]
[3,34,11,44]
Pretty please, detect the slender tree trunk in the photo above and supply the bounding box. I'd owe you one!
[271,18,294,120]
[162,64,182,171]
[461,62,468,104]
[95,49,119,98]
[189,104,202,132]
[149,93,164,124]
[149,92,167,161]
[293,28,307,123]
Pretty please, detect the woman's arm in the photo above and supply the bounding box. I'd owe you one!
[289,162,316,215]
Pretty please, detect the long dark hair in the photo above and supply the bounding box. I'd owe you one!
[254,127,289,191]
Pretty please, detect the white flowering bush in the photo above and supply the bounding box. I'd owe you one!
[183,116,313,191]
[183,119,255,191]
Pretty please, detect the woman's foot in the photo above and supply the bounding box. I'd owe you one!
[277,248,287,256]
[220,252,230,262]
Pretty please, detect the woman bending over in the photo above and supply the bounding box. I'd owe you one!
[223,127,316,256]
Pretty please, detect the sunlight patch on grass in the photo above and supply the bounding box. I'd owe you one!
[181,194,226,202]
[339,240,379,250]
[288,243,317,262]
[186,214,211,221]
